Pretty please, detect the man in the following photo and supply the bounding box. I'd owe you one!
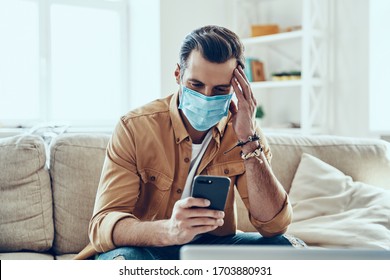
[75,25,297,260]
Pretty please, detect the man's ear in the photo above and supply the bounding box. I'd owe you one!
[174,63,181,85]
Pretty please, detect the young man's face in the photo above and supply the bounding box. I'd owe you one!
[176,50,237,96]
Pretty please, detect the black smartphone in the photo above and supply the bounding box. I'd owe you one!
[191,175,231,211]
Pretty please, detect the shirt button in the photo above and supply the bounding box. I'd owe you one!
[150,176,156,181]
[184,157,190,163]
[224,169,229,175]
[176,189,182,194]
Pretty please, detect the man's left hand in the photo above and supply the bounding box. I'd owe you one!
[230,65,257,141]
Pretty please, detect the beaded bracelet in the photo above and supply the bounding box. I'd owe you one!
[224,133,260,154]
[240,145,264,161]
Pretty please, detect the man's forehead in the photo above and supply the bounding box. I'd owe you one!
[184,50,237,84]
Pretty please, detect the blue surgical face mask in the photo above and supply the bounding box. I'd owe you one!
[178,85,233,131]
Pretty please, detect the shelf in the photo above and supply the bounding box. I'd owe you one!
[251,80,301,89]
[250,78,322,89]
[241,30,303,45]
[241,29,323,46]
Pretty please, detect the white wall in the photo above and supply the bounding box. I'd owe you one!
[331,0,390,138]
[159,0,233,97]
[128,0,161,110]
[331,0,370,137]
[369,0,390,134]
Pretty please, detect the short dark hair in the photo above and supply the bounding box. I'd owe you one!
[179,25,245,78]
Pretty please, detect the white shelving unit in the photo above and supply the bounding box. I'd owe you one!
[233,0,330,134]
[241,30,304,45]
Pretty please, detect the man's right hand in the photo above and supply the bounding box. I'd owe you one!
[166,197,225,245]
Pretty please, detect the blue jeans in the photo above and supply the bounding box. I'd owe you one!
[96,232,294,260]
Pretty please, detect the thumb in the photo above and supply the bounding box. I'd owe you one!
[229,101,238,115]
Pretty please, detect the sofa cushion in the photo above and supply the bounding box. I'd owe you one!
[50,133,110,254]
[267,133,390,193]
[55,254,77,260]
[287,153,390,249]
[0,252,54,260]
[0,135,53,252]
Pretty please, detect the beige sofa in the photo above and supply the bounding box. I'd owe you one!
[1,132,389,260]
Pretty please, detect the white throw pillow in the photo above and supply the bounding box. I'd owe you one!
[287,153,390,249]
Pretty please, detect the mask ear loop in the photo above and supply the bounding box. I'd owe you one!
[178,84,185,109]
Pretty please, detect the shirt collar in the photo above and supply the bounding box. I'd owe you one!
[169,91,230,144]
[170,92,189,144]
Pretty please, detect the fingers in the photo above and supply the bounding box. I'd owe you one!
[174,197,225,227]
[187,208,225,219]
[170,198,226,244]
[236,65,251,84]
[188,216,224,227]
[233,67,251,100]
[177,197,210,209]
[231,76,245,105]
[233,66,256,102]
[176,197,224,219]
[177,215,224,235]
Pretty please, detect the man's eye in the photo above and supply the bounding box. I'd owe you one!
[191,83,203,87]
[216,88,230,93]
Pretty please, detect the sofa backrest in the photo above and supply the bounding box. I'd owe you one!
[50,133,110,255]
[267,133,390,192]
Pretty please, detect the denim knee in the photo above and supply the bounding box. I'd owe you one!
[96,247,155,260]
[261,234,293,245]
[234,232,293,246]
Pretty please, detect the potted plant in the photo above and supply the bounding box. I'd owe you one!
[255,105,265,126]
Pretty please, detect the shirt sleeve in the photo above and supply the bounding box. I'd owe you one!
[248,195,292,237]
[88,117,141,252]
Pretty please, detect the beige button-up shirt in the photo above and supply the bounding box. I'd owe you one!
[74,92,292,259]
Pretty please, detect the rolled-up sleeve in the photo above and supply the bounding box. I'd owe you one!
[249,195,292,237]
[89,212,136,252]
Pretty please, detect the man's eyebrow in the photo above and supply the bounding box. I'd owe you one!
[188,79,231,88]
